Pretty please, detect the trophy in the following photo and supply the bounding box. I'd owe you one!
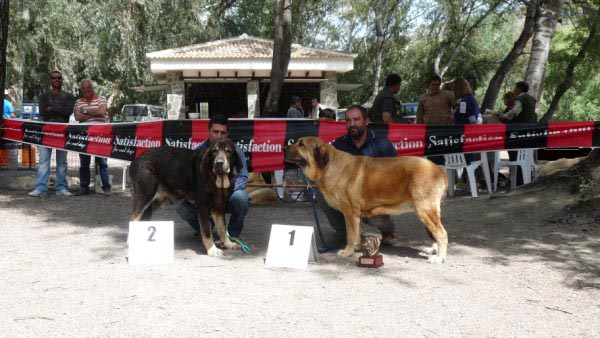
[357,233,384,268]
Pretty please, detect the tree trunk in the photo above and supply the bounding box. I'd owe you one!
[370,0,388,100]
[540,14,599,123]
[263,0,292,117]
[524,0,565,102]
[480,2,538,111]
[434,0,501,79]
[0,0,9,103]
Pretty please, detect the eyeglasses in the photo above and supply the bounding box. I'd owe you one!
[50,77,62,80]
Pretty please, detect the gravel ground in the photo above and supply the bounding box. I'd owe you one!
[0,169,599,337]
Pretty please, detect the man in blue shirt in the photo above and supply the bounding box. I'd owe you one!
[319,105,398,245]
[176,114,250,238]
[3,90,15,119]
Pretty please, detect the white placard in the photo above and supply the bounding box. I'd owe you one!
[166,94,182,120]
[128,221,174,265]
[265,224,318,269]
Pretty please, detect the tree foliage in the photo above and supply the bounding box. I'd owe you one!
[2,0,599,121]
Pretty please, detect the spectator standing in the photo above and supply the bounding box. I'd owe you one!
[73,80,111,196]
[416,74,455,125]
[287,96,304,118]
[317,105,398,245]
[3,89,15,118]
[308,97,322,119]
[29,71,75,197]
[452,78,481,125]
[370,74,402,124]
[177,114,250,239]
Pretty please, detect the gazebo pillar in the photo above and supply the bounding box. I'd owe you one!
[320,72,339,110]
[166,71,185,119]
[247,80,260,118]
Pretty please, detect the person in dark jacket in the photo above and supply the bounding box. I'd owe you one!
[370,74,402,124]
[29,71,75,197]
[318,105,398,245]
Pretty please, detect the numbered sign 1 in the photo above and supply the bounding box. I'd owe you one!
[264,224,318,269]
[128,221,174,265]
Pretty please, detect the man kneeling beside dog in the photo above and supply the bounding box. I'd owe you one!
[286,105,449,263]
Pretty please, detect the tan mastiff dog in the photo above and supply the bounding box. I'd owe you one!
[286,136,449,263]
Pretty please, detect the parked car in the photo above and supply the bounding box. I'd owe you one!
[401,102,418,123]
[19,101,40,120]
[114,104,166,122]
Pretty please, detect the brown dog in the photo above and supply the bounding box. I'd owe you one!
[129,138,242,256]
[286,136,449,263]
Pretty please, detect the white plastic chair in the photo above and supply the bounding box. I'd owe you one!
[493,149,535,191]
[444,152,492,198]
[122,161,131,190]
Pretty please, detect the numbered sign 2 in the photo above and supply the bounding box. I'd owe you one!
[128,221,174,265]
[264,224,318,269]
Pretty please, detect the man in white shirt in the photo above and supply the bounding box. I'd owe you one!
[74,80,112,196]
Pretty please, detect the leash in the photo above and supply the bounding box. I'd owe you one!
[220,174,251,254]
[306,182,334,253]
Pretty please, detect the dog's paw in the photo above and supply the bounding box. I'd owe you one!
[336,248,355,258]
[223,240,241,250]
[422,243,438,255]
[207,245,223,257]
[427,255,445,264]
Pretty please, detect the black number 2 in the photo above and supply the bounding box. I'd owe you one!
[147,226,157,242]
[288,230,296,246]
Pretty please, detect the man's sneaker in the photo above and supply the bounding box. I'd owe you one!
[74,189,90,196]
[28,189,47,197]
[56,189,73,196]
[381,232,397,246]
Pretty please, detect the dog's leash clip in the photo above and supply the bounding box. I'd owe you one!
[229,235,251,254]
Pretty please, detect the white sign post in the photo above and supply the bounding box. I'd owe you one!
[264,224,318,269]
[128,221,174,265]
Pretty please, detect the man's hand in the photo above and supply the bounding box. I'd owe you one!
[382,112,394,124]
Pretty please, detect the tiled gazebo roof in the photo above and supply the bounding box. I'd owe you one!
[146,34,356,60]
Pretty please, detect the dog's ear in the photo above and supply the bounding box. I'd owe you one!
[313,145,329,169]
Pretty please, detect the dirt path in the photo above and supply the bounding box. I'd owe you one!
[0,182,599,337]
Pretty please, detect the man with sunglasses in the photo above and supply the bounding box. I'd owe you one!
[29,71,75,197]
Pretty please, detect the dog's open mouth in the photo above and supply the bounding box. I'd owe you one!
[285,155,307,167]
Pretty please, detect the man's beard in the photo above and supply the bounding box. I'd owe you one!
[348,126,366,139]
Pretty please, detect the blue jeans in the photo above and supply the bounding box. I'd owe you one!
[79,154,111,191]
[35,146,68,192]
[176,189,250,237]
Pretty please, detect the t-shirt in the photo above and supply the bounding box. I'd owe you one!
[3,99,14,118]
[287,106,303,118]
[453,95,481,125]
[370,89,401,123]
[38,90,75,122]
[416,90,455,124]
[74,95,108,123]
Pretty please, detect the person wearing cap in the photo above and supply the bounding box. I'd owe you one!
[3,89,15,119]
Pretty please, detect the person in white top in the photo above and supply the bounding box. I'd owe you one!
[74,80,111,196]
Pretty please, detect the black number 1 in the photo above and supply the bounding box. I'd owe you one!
[147,226,156,242]
[288,230,296,246]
